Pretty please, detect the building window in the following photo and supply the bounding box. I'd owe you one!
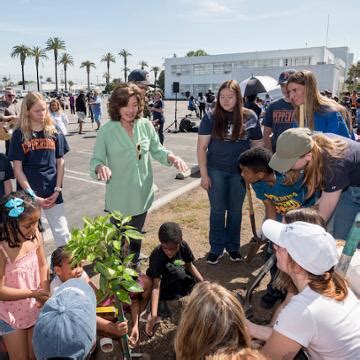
[193,63,213,75]
[234,60,256,69]
[257,58,280,67]
[213,62,232,74]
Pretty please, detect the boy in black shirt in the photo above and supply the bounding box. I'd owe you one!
[145,222,203,336]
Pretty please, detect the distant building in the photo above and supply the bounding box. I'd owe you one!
[164,46,354,99]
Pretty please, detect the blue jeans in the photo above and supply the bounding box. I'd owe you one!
[207,167,246,255]
[332,186,360,244]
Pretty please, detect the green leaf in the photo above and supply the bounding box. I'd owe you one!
[124,229,144,240]
[116,289,131,304]
[124,268,138,277]
[113,240,121,251]
[123,253,135,265]
[99,275,108,293]
[120,279,143,293]
[173,259,185,267]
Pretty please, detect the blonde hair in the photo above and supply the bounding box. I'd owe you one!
[206,348,268,360]
[18,92,56,141]
[175,282,250,360]
[287,70,352,131]
[49,99,63,114]
[284,133,347,198]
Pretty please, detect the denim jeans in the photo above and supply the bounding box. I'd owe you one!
[207,167,246,255]
[332,186,360,244]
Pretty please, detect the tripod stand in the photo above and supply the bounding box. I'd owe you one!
[165,92,179,133]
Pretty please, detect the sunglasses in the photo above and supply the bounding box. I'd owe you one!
[136,143,141,160]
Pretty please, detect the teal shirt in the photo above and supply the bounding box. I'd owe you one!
[90,118,172,215]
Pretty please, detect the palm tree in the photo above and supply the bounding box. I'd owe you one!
[139,60,148,70]
[10,45,30,90]
[80,61,96,90]
[101,52,115,86]
[68,80,74,91]
[29,46,48,91]
[151,66,160,90]
[58,53,74,92]
[45,37,66,92]
[118,49,132,82]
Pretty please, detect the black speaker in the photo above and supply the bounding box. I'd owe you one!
[172,82,180,93]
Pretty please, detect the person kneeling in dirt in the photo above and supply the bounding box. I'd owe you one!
[50,246,151,347]
[246,219,360,359]
[238,147,316,309]
[145,222,204,337]
[175,281,252,360]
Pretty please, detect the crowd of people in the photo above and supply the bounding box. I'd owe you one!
[0,67,359,359]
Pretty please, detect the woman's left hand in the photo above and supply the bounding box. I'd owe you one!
[43,192,59,208]
[168,154,188,173]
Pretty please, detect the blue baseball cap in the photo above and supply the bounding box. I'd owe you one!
[128,69,154,86]
[33,278,97,360]
[278,69,296,85]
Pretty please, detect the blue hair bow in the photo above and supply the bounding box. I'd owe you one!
[5,198,25,218]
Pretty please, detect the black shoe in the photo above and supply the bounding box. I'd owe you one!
[260,292,281,309]
[229,251,242,262]
[206,252,224,265]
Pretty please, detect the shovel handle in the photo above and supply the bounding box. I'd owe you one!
[246,182,258,238]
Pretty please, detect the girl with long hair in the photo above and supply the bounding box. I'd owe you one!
[49,99,69,135]
[247,219,360,359]
[175,281,251,360]
[269,127,360,240]
[197,80,263,264]
[8,92,70,247]
[287,70,353,138]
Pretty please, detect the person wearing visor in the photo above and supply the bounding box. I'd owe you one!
[268,127,360,241]
[247,220,360,359]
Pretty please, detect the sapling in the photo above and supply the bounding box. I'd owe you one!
[66,211,144,360]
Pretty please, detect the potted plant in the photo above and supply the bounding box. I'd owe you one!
[66,211,144,360]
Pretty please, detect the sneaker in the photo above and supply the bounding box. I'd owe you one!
[229,251,242,262]
[206,252,224,265]
[260,292,281,309]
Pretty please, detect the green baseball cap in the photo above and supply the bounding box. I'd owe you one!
[269,128,313,173]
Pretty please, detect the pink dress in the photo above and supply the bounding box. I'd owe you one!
[0,244,41,329]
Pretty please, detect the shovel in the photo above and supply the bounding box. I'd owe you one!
[245,182,266,263]
[336,212,360,277]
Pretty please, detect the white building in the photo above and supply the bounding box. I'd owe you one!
[164,46,354,99]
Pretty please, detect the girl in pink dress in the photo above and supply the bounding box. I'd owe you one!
[0,190,49,359]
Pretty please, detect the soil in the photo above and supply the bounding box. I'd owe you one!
[127,186,274,360]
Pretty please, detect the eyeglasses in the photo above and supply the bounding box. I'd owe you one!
[136,143,141,160]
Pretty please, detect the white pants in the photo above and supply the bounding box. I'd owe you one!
[42,203,70,247]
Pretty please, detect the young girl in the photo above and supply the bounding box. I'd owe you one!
[270,127,360,241]
[151,90,165,144]
[0,191,49,359]
[9,92,70,247]
[197,80,263,264]
[49,99,69,135]
[287,70,353,138]
[174,281,251,360]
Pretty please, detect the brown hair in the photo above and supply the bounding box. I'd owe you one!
[107,83,144,121]
[212,80,251,141]
[175,282,250,360]
[18,92,56,141]
[274,208,327,293]
[287,70,352,131]
[284,133,347,198]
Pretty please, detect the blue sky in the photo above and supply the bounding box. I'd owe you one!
[1,0,358,86]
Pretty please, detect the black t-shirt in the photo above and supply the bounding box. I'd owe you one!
[0,154,14,198]
[244,100,262,119]
[152,100,164,122]
[322,134,360,192]
[146,241,195,279]
[8,128,70,203]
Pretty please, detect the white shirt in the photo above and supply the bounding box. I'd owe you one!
[50,112,69,135]
[274,286,360,359]
[50,271,89,295]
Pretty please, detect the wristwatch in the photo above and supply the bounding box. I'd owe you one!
[54,186,62,193]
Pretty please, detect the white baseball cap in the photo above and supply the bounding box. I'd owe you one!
[262,220,338,275]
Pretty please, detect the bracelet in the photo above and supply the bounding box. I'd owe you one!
[25,188,36,199]
[54,186,62,193]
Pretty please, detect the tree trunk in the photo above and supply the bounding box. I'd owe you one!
[124,57,127,82]
[64,65,68,92]
[87,71,90,90]
[107,62,110,85]
[21,62,25,90]
[36,61,40,91]
[54,52,58,93]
